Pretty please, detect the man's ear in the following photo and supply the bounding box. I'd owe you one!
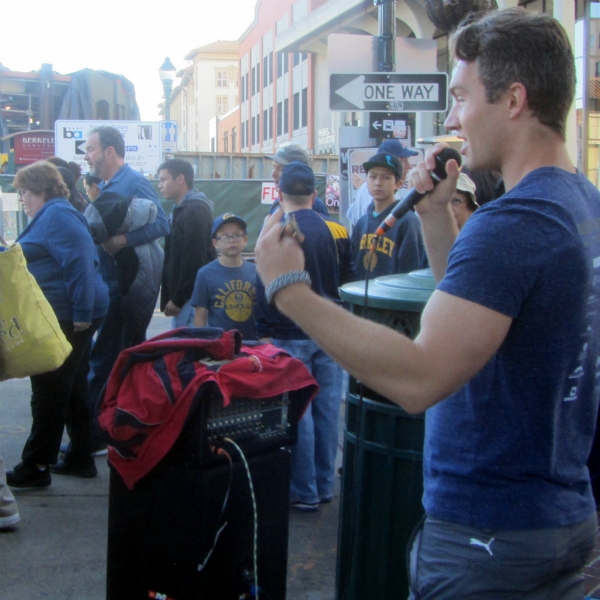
[176,173,186,185]
[506,82,528,120]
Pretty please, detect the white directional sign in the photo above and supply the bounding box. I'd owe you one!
[330,73,447,112]
[54,120,162,176]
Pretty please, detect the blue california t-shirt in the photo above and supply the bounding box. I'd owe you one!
[190,259,257,340]
[424,167,600,530]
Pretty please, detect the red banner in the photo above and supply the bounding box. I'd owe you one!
[13,131,55,165]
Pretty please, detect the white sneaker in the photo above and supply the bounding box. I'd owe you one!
[0,512,20,529]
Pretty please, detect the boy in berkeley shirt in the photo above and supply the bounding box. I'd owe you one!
[351,152,426,281]
[191,213,257,340]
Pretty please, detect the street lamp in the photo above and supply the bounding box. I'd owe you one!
[158,57,177,121]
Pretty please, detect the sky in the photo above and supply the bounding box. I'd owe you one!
[1,0,258,121]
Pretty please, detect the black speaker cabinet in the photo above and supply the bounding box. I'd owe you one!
[106,448,291,600]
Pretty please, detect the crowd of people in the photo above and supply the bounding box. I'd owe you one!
[2,8,600,597]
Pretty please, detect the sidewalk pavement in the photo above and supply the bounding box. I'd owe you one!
[0,312,340,600]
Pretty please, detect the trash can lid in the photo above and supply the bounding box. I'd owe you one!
[340,268,437,310]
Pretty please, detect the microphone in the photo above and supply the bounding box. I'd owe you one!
[374,147,462,237]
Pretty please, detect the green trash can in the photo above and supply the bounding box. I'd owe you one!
[336,269,437,600]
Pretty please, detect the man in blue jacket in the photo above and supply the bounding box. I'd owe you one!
[83,126,169,454]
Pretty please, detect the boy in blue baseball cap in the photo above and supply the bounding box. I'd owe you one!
[190,213,257,339]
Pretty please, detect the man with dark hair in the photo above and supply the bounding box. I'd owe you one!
[158,159,216,327]
[255,161,354,512]
[83,126,168,455]
[255,8,600,597]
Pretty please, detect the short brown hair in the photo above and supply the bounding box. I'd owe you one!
[452,8,574,139]
[13,161,69,200]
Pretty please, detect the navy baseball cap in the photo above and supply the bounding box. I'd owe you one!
[266,146,310,166]
[279,161,315,196]
[363,152,403,179]
[212,213,247,238]
[378,139,418,158]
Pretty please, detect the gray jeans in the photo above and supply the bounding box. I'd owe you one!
[408,513,598,600]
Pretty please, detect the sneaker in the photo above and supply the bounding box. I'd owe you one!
[290,500,319,512]
[0,512,21,530]
[7,462,51,488]
[50,460,97,479]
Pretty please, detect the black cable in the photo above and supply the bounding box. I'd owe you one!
[197,446,233,572]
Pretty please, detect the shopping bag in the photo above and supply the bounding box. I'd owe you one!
[0,239,72,380]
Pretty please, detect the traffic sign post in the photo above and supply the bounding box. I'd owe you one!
[330,73,447,112]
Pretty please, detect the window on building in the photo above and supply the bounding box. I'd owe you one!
[251,66,256,96]
[245,120,249,149]
[269,106,273,140]
[216,71,228,87]
[302,52,308,62]
[251,116,256,145]
[293,52,300,67]
[241,120,247,148]
[277,53,283,78]
[302,87,308,128]
[263,108,268,140]
[269,52,273,84]
[293,92,300,131]
[256,62,261,93]
[263,56,268,88]
[277,101,283,136]
[256,113,260,145]
[217,96,228,113]
[223,130,229,153]
[232,126,237,152]
[284,98,289,134]
[284,53,289,74]
[240,74,246,101]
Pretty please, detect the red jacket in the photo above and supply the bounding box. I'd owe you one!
[98,328,318,489]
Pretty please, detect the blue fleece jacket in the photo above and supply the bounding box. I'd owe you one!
[17,198,109,322]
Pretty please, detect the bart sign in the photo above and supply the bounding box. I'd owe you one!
[330,73,447,112]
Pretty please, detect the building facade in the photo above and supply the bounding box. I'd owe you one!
[169,41,239,153]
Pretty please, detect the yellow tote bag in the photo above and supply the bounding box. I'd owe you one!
[0,240,72,380]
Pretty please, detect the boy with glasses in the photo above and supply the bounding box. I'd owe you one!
[191,213,257,340]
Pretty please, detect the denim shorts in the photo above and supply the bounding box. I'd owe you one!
[407,513,598,600]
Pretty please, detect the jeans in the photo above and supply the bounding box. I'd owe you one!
[272,338,343,504]
[21,317,104,467]
[172,299,195,329]
[407,514,598,600]
[87,291,126,448]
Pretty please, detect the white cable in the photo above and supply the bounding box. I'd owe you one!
[224,437,259,600]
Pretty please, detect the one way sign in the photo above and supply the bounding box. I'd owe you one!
[330,73,447,112]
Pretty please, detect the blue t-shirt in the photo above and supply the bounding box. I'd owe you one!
[425,167,600,530]
[190,259,257,340]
